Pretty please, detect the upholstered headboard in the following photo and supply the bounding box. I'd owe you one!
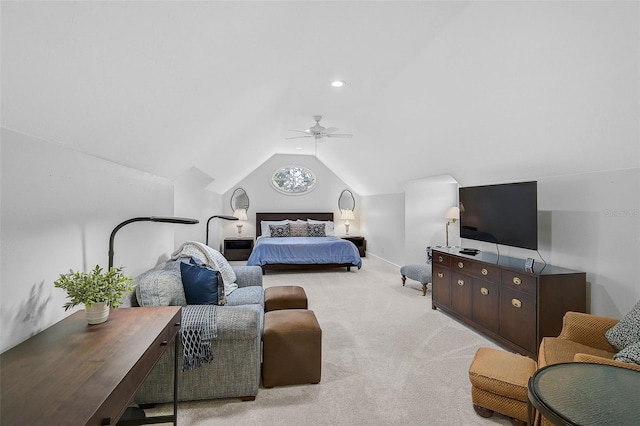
[255,212,334,238]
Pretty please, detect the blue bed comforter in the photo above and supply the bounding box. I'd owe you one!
[247,236,362,269]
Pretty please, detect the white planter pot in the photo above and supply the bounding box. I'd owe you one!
[85,302,110,325]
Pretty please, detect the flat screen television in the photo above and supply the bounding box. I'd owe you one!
[459,181,538,250]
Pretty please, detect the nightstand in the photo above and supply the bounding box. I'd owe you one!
[223,238,254,261]
[342,236,366,257]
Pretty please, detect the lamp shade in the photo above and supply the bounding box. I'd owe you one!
[444,207,460,221]
[341,209,355,220]
[233,208,248,221]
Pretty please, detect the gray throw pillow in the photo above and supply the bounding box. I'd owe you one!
[135,261,187,307]
[613,341,640,365]
[605,300,640,350]
[289,222,309,237]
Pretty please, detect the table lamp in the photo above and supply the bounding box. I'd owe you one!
[233,208,248,237]
[444,206,460,247]
[341,209,355,236]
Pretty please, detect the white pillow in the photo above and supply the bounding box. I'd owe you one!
[260,220,289,237]
[308,219,335,236]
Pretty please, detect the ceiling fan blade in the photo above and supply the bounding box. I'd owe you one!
[325,127,339,134]
[289,129,311,134]
[326,133,353,138]
[286,135,313,140]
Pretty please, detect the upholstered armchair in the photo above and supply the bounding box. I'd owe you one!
[538,311,640,371]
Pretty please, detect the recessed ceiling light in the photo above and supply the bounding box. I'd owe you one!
[331,80,345,88]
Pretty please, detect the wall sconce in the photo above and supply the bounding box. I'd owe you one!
[205,215,238,246]
[444,207,460,247]
[108,216,199,269]
[232,208,248,237]
[341,209,355,236]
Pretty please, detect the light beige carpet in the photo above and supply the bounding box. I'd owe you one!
[147,256,513,425]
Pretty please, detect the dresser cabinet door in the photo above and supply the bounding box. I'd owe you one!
[451,272,473,319]
[472,279,499,333]
[499,286,537,354]
[432,265,451,308]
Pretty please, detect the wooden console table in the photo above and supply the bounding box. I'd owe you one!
[0,306,181,425]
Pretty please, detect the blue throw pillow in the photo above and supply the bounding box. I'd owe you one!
[180,259,221,305]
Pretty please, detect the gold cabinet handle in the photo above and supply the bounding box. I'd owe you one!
[458,261,464,269]
[437,272,444,278]
[457,279,465,286]
[480,287,489,296]
[481,268,488,276]
[512,299,522,308]
[513,277,522,285]
[438,256,443,263]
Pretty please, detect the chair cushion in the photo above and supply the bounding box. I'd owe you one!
[605,299,640,350]
[538,337,616,367]
[400,264,432,283]
[226,286,265,308]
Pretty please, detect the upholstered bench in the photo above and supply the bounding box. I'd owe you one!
[468,347,537,425]
[400,264,432,296]
[264,285,308,312]
[262,309,322,388]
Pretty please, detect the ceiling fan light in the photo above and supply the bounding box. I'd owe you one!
[331,80,345,88]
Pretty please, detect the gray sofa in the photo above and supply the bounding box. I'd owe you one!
[120,262,264,403]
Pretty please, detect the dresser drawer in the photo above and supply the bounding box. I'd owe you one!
[452,257,499,283]
[500,287,537,354]
[432,251,450,267]
[501,271,537,295]
[432,265,451,308]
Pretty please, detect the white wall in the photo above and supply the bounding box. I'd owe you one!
[220,154,358,239]
[538,169,639,317]
[360,193,405,266]
[173,166,227,248]
[1,128,180,351]
[402,174,459,264]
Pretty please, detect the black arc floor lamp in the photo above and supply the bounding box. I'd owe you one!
[205,215,238,246]
[108,216,199,269]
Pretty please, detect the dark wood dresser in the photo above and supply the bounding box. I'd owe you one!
[431,248,586,359]
[0,306,181,425]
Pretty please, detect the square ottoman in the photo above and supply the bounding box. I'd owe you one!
[468,347,537,425]
[262,309,321,388]
[264,285,308,312]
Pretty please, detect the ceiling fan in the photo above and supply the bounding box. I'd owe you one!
[287,116,353,140]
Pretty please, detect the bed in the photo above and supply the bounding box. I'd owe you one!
[247,212,362,274]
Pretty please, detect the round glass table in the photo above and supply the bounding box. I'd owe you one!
[527,362,640,425]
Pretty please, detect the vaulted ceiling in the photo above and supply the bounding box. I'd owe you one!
[2,1,638,195]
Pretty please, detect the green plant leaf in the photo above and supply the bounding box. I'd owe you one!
[54,265,134,310]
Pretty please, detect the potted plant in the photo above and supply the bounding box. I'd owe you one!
[54,265,134,324]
